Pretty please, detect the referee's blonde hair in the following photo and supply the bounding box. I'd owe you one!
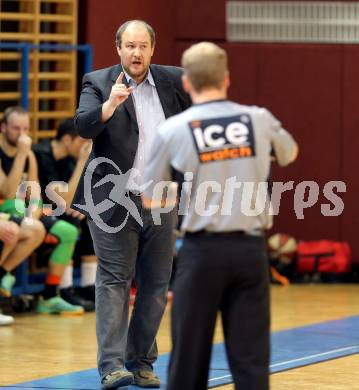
[181,42,228,92]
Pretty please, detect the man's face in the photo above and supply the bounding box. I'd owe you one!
[117,24,154,83]
[67,135,87,159]
[1,112,30,146]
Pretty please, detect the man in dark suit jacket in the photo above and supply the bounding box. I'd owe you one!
[72,20,191,389]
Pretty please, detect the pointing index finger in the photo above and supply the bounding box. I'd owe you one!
[116,72,124,84]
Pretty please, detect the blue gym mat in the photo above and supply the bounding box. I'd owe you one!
[2,315,359,389]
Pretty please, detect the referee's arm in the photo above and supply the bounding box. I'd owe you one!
[142,134,176,209]
[272,129,298,166]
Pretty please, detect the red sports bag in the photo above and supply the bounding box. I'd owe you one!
[296,241,352,274]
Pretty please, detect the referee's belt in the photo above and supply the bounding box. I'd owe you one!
[185,229,264,238]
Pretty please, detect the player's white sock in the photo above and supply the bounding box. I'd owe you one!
[60,265,73,289]
[80,262,97,287]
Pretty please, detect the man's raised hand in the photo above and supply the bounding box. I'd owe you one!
[17,134,32,156]
[102,72,134,122]
[108,72,134,108]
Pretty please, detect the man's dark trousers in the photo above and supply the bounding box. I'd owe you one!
[167,233,270,390]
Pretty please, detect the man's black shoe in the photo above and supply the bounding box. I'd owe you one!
[60,287,95,312]
[77,285,95,302]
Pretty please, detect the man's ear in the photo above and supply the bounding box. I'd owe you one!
[116,46,122,58]
[151,44,155,57]
[0,123,5,134]
[224,71,230,89]
[182,74,192,94]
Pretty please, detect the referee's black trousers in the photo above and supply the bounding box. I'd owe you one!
[167,233,270,390]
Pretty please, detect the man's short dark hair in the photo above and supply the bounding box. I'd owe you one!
[115,20,155,48]
[56,118,78,140]
[3,106,28,124]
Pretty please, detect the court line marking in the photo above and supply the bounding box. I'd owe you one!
[208,345,359,382]
[270,345,359,368]
[6,316,359,389]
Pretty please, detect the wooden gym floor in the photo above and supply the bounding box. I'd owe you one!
[1,284,358,389]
